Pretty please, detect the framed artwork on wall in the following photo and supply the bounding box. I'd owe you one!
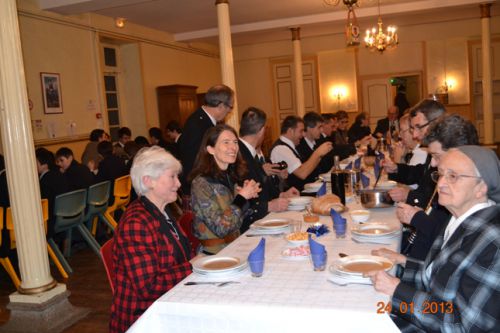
[40,72,63,114]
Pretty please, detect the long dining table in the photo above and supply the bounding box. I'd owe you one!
[127,198,402,333]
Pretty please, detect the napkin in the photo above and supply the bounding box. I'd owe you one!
[360,173,370,188]
[330,208,347,226]
[316,182,327,197]
[374,153,384,180]
[248,237,266,262]
[308,234,326,255]
[345,161,353,170]
[354,157,361,169]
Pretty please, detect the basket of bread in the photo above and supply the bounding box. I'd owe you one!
[311,194,346,215]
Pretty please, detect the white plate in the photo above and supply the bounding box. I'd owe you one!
[304,182,323,191]
[288,196,313,206]
[319,173,331,182]
[253,218,292,230]
[287,204,306,211]
[281,245,310,261]
[351,223,400,237]
[330,255,393,276]
[192,256,247,274]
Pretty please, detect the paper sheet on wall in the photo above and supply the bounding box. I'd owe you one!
[47,122,56,138]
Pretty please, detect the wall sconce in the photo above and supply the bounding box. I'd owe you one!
[329,86,348,110]
[115,17,126,28]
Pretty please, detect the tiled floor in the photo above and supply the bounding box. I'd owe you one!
[0,248,111,332]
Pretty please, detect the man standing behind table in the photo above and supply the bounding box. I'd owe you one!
[178,84,234,195]
[373,105,399,140]
[383,99,446,209]
[270,116,332,191]
[238,107,299,232]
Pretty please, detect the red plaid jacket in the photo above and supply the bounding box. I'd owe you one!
[110,199,192,333]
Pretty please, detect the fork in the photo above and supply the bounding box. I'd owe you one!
[184,281,240,287]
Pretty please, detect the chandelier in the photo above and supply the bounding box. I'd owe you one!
[364,0,398,53]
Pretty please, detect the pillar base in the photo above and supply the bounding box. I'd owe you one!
[0,284,90,333]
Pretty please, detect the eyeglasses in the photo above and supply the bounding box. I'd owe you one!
[223,103,234,110]
[410,118,437,133]
[431,170,482,184]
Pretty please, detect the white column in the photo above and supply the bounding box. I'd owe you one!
[216,0,239,129]
[0,0,56,293]
[291,28,305,117]
[480,4,494,144]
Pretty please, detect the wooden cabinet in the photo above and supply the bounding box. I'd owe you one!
[156,85,198,130]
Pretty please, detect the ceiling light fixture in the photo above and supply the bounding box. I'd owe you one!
[364,0,398,53]
[115,17,126,28]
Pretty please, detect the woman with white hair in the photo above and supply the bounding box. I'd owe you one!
[366,146,500,332]
[110,146,192,333]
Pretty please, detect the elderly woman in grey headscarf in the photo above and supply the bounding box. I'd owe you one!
[366,146,499,332]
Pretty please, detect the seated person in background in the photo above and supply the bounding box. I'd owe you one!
[0,154,10,208]
[35,148,70,237]
[367,146,500,332]
[81,129,109,170]
[238,107,298,232]
[318,113,337,144]
[383,99,446,208]
[190,124,261,255]
[373,106,399,141]
[134,135,150,148]
[148,127,168,150]
[395,114,479,261]
[332,110,370,159]
[391,112,427,168]
[347,112,372,144]
[55,147,95,191]
[165,120,181,159]
[113,127,132,161]
[110,146,192,333]
[96,141,128,183]
[270,116,332,191]
[124,141,140,171]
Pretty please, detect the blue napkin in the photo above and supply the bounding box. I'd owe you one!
[354,157,361,169]
[345,161,353,170]
[316,182,327,197]
[248,237,266,261]
[360,173,370,188]
[330,208,347,226]
[374,153,384,180]
[308,235,326,255]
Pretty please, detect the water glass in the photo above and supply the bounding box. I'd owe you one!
[290,219,302,233]
[311,252,327,271]
[248,259,264,277]
[333,221,347,238]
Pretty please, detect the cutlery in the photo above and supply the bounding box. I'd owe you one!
[338,253,349,258]
[246,233,284,237]
[184,281,240,287]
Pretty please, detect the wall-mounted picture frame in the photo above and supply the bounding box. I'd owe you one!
[40,72,63,114]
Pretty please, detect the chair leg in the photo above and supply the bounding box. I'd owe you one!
[63,229,73,258]
[99,214,116,233]
[48,238,73,274]
[0,258,21,289]
[47,244,69,279]
[91,216,98,237]
[103,211,118,229]
[76,224,102,258]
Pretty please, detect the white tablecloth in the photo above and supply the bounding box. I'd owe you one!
[128,200,402,333]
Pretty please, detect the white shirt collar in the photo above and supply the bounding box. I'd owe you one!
[442,200,495,247]
[201,106,217,126]
[304,137,315,149]
[279,136,298,152]
[240,138,257,157]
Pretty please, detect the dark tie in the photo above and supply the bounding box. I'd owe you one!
[404,152,413,164]
[254,155,265,165]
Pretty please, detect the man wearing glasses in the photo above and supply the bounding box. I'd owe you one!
[383,99,446,208]
[178,84,234,195]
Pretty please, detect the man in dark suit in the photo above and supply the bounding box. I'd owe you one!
[178,84,234,195]
[373,105,399,139]
[165,120,182,160]
[384,99,446,208]
[55,147,95,192]
[238,107,298,232]
[297,112,326,181]
[36,148,70,237]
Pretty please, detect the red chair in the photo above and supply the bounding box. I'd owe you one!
[177,211,199,254]
[100,238,115,293]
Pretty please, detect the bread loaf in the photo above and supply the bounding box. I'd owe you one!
[311,194,344,215]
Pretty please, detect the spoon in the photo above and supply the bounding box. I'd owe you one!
[338,253,349,258]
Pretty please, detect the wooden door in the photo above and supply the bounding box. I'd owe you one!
[362,78,392,129]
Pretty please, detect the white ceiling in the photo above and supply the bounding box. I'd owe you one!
[38,0,497,46]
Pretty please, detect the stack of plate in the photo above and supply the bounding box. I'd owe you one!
[328,255,393,285]
[303,182,323,193]
[192,255,248,278]
[287,196,313,211]
[249,218,292,235]
[351,222,400,244]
